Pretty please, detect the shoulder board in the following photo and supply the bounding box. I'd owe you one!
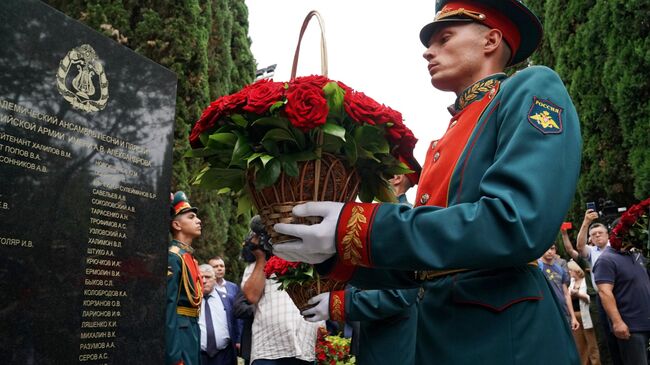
[169,245,181,254]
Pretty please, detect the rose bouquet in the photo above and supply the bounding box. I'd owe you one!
[609,197,649,255]
[264,255,345,311]
[315,327,355,365]
[187,75,417,241]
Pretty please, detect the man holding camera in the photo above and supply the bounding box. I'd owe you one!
[240,216,321,365]
[576,210,609,274]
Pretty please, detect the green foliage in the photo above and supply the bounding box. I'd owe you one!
[48,0,256,280]
[528,0,647,227]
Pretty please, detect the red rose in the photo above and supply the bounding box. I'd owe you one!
[619,212,636,227]
[190,88,251,146]
[290,75,330,88]
[284,83,328,130]
[344,91,391,125]
[336,80,353,94]
[243,79,285,114]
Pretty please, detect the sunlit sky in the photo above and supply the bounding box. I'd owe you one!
[245,1,458,201]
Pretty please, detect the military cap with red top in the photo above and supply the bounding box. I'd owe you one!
[419,0,543,66]
[170,191,198,218]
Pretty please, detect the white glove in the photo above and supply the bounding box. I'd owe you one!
[301,292,330,322]
[272,201,343,264]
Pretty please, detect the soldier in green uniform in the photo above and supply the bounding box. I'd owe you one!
[167,191,203,365]
[274,1,582,364]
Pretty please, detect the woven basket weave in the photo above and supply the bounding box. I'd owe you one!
[247,152,360,243]
[285,277,347,311]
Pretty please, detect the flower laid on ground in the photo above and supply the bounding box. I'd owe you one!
[609,197,649,253]
[263,255,314,290]
[187,75,417,212]
[315,327,355,365]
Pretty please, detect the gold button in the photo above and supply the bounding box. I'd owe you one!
[420,193,430,205]
[433,152,440,161]
[450,120,457,128]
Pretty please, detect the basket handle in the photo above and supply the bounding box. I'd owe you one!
[290,10,328,80]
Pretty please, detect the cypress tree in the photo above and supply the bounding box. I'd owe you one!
[528,0,640,225]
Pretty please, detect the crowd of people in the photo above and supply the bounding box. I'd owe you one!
[164,1,649,364]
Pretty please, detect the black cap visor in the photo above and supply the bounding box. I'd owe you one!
[419,18,474,47]
[173,207,199,218]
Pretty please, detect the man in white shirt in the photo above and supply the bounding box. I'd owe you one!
[241,227,321,365]
[199,265,237,365]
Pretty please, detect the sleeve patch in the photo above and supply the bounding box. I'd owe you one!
[527,97,563,134]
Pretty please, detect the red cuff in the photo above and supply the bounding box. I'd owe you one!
[329,290,346,322]
[335,202,379,267]
[327,258,356,282]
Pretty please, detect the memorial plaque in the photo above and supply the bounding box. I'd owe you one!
[0,1,177,363]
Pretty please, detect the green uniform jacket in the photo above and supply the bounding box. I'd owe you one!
[345,286,418,365]
[324,67,582,364]
[166,240,202,365]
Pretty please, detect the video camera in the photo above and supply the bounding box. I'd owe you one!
[242,215,272,259]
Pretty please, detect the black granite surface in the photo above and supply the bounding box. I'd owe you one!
[0,1,177,363]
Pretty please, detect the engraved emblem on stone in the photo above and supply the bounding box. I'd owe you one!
[56,44,109,113]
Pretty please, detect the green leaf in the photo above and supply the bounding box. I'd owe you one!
[231,114,248,127]
[262,128,298,145]
[358,184,374,203]
[305,265,314,278]
[382,162,414,175]
[260,154,274,167]
[199,132,210,147]
[281,159,299,177]
[184,147,219,158]
[252,116,290,130]
[322,133,345,153]
[191,165,210,185]
[375,183,397,203]
[288,124,306,149]
[255,159,282,188]
[269,100,286,113]
[198,168,245,192]
[230,135,252,168]
[246,153,275,167]
[357,147,381,162]
[343,135,358,165]
[323,81,345,119]
[207,132,237,148]
[288,150,318,162]
[236,193,254,216]
[322,123,346,141]
[246,152,263,166]
[261,139,280,155]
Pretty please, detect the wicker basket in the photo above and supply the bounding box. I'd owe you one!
[285,276,347,311]
[247,152,360,243]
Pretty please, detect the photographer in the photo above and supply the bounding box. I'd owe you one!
[240,216,321,365]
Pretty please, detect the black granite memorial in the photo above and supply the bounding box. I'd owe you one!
[0,1,177,363]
